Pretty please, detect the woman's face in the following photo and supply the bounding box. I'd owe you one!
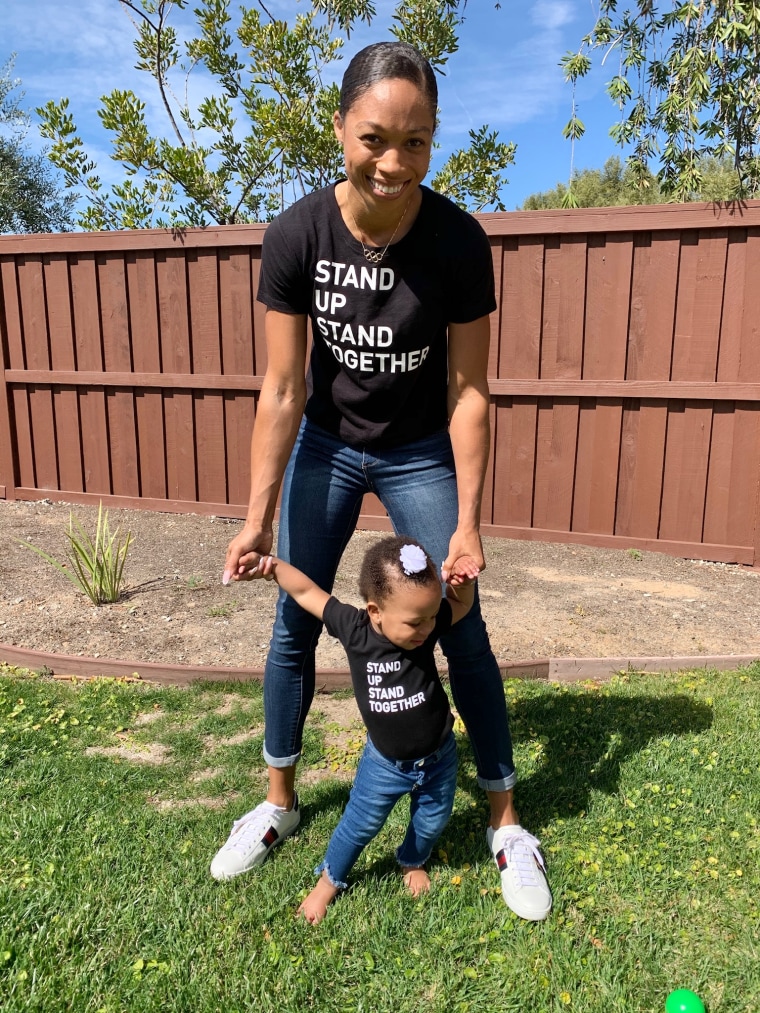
[333,77,435,209]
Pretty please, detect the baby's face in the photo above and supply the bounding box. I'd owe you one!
[368,581,442,650]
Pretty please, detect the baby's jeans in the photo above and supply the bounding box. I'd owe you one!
[317,732,458,888]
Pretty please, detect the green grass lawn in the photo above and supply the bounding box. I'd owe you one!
[1,662,758,1013]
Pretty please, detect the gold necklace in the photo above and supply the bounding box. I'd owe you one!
[349,201,409,264]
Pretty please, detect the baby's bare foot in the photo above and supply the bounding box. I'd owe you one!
[402,866,430,897]
[298,872,340,925]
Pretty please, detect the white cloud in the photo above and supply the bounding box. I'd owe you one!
[531,0,576,31]
[438,2,579,139]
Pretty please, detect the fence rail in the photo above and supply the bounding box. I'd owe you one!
[2,200,760,564]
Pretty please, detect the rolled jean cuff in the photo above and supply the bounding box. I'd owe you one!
[476,770,517,792]
[262,743,301,768]
[395,847,430,870]
[315,861,347,891]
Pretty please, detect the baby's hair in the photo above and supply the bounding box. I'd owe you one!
[358,535,439,605]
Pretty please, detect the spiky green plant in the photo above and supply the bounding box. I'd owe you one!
[19,503,132,605]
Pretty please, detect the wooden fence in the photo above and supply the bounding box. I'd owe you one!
[2,201,760,564]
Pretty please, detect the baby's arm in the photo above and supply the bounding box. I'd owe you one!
[237,554,331,622]
[444,554,479,625]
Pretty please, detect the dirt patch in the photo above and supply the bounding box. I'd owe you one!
[310,694,362,728]
[2,499,760,670]
[84,742,170,765]
[148,794,239,812]
[133,708,164,726]
[203,727,264,750]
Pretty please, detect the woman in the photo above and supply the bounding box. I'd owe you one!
[210,40,551,922]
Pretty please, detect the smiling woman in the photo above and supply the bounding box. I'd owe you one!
[210,39,553,923]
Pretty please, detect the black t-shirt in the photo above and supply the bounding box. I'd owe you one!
[322,596,455,762]
[256,184,496,448]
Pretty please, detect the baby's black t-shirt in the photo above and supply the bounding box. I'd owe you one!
[322,595,454,762]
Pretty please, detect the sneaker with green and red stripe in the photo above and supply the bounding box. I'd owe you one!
[487,824,552,921]
[210,795,300,881]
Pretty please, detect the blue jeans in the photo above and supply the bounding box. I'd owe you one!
[318,732,458,888]
[263,417,516,791]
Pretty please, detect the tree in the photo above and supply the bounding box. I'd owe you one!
[0,139,77,233]
[562,1,760,202]
[521,153,742,210]
[38,0,515,230]
[0,56,76,233]
[522,156,663,209]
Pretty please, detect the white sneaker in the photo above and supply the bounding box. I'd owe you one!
[487,824,552,921]
[210,795,300,881]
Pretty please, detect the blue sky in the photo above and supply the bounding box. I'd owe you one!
[2,0,622,214]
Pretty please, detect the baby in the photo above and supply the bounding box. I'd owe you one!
[247,534,476,923]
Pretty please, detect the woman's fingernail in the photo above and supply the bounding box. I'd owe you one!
[222,570,231,585]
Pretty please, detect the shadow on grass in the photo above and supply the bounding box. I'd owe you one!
[261,691,713,889]
[448,690,713,859]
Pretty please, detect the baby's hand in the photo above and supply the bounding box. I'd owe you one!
[224,553,276,583]
[444,554,480,587]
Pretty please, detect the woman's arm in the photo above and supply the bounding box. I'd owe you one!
[224,309,308,583]
[444,314,492,576]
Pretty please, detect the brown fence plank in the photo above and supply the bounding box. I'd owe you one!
[17,256,58,490]
[489,398,511,527]
[1,258,24,367]
[157,252,196,503]
[584,233,633,380]
[188,251,227,505]
[498,397,537,527]
[541,235,585,379]
[659,401,713,542]
[219,247,255,505]
[722,229,760,383]
[481,401,496,524]
[99,253,140,498]
[11,386,33,489]
[0,260,16,499]
[716,231,747,381]
[222,392,253,508]
[627,232,680,380]
[500,236,543,378]
[615,400,668,539]
[126,253,166,501]
[70,254,110,494]
[702,402,734,550]
[3,255,33,493]
[488,237,503,380]
[573,399,624,533]
[533,398,578,531]
[703,403,760,554]
[251,249,267,375]
[574,235,632,535]
[45,255,83,492]
[671,230,727,381]
[219,249,255,376]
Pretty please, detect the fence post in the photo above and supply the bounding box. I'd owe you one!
[0,264,17,500]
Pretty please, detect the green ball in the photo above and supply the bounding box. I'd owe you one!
[665,989,705,1013]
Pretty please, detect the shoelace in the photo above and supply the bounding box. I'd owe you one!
[502,831,545,888]
[226,804,280,855]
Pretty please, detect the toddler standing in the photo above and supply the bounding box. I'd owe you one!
[233,534,475,924]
